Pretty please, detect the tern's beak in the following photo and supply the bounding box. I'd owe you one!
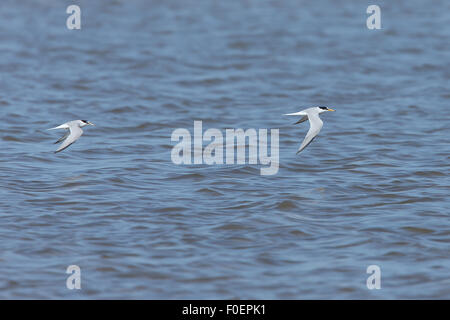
[327,108,335,112]
[88,121,95,126]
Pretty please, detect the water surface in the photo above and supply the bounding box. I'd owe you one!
[0,0,449,299]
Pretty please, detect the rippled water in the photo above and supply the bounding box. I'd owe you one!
[0,0,449,299]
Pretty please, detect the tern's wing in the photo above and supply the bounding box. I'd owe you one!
[55,126,83,153]
[54,130,70,144]
[296,114,323,154]
[294,115,309,125]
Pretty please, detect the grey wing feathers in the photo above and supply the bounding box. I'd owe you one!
[296,133,317,154]
[294,115,309,125]
[55,126,83,153]
[296,114,323,154]
[54,130,70,144]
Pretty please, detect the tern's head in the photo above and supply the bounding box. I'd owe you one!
[79,120,95,127]
[317,106,335,113]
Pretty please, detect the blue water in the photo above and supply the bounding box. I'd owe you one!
[0,0,449,299]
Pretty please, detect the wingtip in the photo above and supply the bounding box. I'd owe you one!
[296,147,305,155]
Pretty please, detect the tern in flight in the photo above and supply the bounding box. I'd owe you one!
[47,120,95,153]
[285,106,335,154]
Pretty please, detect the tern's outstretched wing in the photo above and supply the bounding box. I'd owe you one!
[54,130,70,144]
[294,115,309,125]
[55,126,83,153]
[296,113,323,154]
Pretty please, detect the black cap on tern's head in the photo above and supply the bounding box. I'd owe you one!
[80,120,95,126]
[318,106,335,112]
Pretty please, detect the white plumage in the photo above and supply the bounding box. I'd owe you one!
[47,120,94,153]
[285,107,335,154]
